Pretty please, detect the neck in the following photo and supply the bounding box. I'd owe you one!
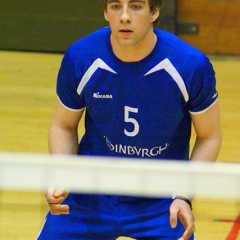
[110,31,157,62]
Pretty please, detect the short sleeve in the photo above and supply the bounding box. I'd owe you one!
[187,56,218,114]
[56,48,85,111]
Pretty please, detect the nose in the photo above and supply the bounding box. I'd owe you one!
[120,6,131,23]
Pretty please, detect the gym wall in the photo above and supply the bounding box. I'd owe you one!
[177,0,240,55]
[0,0,176,53]
[0,0,239,55]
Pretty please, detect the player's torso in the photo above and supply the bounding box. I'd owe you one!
[78,51,191,159]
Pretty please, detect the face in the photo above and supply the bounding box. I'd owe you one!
[104,0,160,49]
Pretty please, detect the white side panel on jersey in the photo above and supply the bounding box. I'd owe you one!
[77,58,117,95]
[144,58,189,102]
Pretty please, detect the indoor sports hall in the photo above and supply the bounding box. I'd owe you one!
[0,0,240,239]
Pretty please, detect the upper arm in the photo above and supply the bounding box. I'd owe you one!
[51,99,84,131]
[190,100,222,161]
[191,100,222,140]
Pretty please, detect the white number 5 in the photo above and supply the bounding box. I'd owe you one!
[124,106,139,137]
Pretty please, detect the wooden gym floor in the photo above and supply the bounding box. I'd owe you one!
[0,50,239,239]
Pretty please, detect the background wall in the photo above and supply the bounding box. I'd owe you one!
[0,0,239,55]
[177,0,240,55]
[0,0,106,52]
[0,0,176,52]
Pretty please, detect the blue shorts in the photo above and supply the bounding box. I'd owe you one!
[37,194,195,240]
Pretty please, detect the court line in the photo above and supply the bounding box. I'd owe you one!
[226,214,240,240]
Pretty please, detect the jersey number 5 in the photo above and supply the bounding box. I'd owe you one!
[124,106,139,137]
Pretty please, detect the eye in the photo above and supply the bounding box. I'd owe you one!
[109,4,121,10]
[130,4,142,10]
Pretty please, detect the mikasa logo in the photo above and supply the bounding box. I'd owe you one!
[93,92,113,99]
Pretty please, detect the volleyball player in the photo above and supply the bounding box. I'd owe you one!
[38,0,222,239]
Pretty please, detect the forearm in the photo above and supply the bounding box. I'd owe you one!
[47,125,75,212]
[48,124,79,155]
[190,135,222,162]
[175,135,221,201]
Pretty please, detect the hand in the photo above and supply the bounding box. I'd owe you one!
[169,198,194,240]
[45,188,70,215]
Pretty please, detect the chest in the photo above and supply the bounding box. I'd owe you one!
[82,66,187,117]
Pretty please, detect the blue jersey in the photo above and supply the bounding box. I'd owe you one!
[57,27,217,160]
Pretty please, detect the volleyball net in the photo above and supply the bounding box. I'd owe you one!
[0,152,240,199]
[0,152,239,240]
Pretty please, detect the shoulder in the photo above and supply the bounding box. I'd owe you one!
[64,27,111,62]
[154,28,209,68]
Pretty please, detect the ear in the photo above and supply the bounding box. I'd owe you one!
[104,11,109,22]
[151,7,160,23]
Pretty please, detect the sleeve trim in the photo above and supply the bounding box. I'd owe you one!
[58,96,85,112]
[189,98,218,115]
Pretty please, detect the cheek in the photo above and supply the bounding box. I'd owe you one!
[137,16,152,29]
[136,14,152,25]
[107,19,115,29]
[105,13,117,24]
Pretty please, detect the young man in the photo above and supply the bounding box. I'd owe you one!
[38,0,222,239]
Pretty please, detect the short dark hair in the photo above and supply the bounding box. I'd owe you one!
[101,0,162,26]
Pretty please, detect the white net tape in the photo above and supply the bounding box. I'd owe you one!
[0,152,239,199]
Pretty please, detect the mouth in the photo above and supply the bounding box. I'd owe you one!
[119,29,133,33]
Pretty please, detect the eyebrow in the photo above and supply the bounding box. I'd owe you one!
[106,0,146,3]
